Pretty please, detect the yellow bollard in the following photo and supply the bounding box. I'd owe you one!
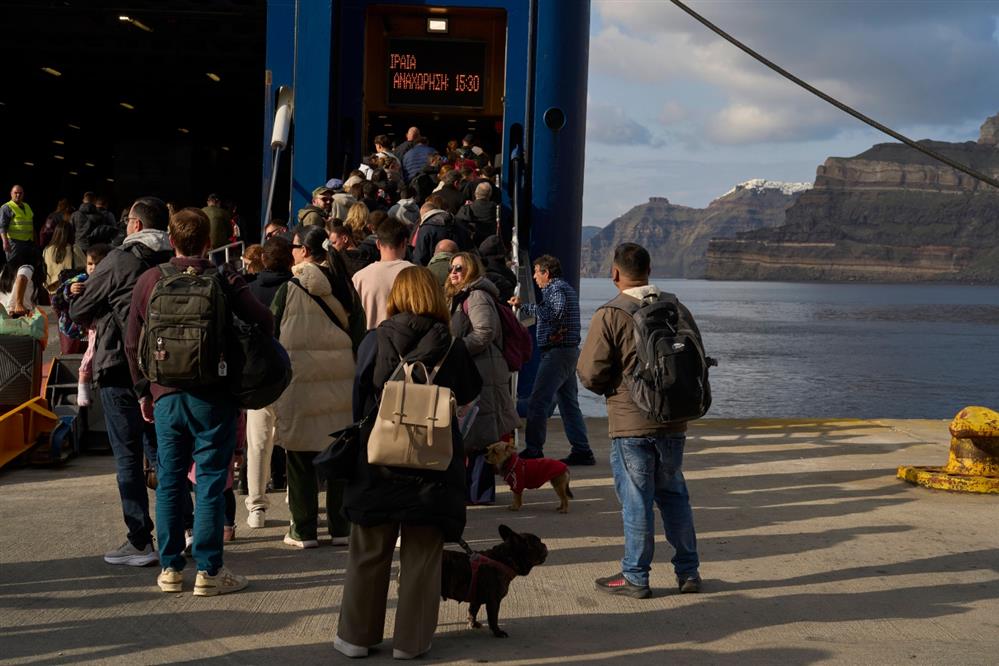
[897,406,999,493]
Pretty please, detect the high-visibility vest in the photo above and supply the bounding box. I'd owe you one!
[5,201,33,241]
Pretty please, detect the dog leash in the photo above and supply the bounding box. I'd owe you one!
[456,538,475,556]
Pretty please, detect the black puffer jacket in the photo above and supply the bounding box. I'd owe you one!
[456,199,499,247]
[412,209,473,266]
[343,313,482,541]
[72,203,120,253]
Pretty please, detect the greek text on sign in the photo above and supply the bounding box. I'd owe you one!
[385,38,486,108]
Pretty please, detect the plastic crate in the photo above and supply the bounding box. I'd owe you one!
[0,336,41,411]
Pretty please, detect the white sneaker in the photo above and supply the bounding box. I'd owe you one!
[247,509,266,529]
[393,642,431,660]
[284,534,319,549]
[193,566,248,596]
[157,567,183,593]
[334,636,369,658]
[104,541,159,567]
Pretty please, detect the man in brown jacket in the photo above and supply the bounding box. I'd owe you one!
[577,242,702,599]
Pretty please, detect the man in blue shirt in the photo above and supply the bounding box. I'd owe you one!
[401,136,438,183]
[510,255,593,465]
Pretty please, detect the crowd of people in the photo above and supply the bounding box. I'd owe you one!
[1,127,707,660]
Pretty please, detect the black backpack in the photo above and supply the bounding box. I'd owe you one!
[138,265,229,389]
[226,317,293,409]
[610,292,716,423]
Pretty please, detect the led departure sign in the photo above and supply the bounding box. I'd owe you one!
[386,38,486,108]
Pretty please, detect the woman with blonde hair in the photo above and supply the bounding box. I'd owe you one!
[336,266,481,660]
[343,202,370,245]
[445,252,519,503]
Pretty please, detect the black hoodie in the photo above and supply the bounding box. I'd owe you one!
[479,235,518,302]
[248,269,293,307]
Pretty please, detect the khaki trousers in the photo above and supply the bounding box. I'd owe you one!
[244,407,276,512]
[337,522,443,655]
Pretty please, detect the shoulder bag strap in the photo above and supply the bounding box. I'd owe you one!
[289,277,348,334]
[489,293,506,351]
[427,339,456,383]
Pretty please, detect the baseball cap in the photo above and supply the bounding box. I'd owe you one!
[325,178,344,191]
[312,186,333,197]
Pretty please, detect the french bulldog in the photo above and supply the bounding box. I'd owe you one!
[485,440,573,513]
[441,524,549,637]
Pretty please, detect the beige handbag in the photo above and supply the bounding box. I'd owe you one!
[368,346,456,470]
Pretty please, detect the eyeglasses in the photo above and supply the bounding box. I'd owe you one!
[127,216,141,223]
[449,265,464,274]
[291,243,304,249]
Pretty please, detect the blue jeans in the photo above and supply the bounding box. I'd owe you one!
[610,434,699,587]
[524,346,590,456]
[154,392,237,575]
[100,386,157,549]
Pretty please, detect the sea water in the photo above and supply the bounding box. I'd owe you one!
[574,279,999,419]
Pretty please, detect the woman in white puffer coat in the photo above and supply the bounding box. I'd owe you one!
[270,225,356,548]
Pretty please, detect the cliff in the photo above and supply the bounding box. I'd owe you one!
[706,113,999,283]
[580,181,809,278]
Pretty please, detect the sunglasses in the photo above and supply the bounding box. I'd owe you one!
[449,265,464,274]
[291,243,304,249]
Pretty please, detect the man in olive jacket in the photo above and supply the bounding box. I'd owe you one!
[576,242,702,599]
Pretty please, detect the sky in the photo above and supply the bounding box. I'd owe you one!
[582,0,999,226]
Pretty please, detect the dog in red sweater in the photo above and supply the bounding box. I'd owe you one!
[485,441,573,513]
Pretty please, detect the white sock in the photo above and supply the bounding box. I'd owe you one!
[77,382,91,407]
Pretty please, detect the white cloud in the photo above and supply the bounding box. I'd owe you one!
[706,103,841,144]
[590,1,999,145]
[587,102,660,146]
[582,1,999,227]
[658,101,687,125]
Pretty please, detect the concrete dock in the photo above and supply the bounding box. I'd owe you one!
[2,417,997,665]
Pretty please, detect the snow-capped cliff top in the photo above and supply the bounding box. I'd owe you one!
[723,179,814,197]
